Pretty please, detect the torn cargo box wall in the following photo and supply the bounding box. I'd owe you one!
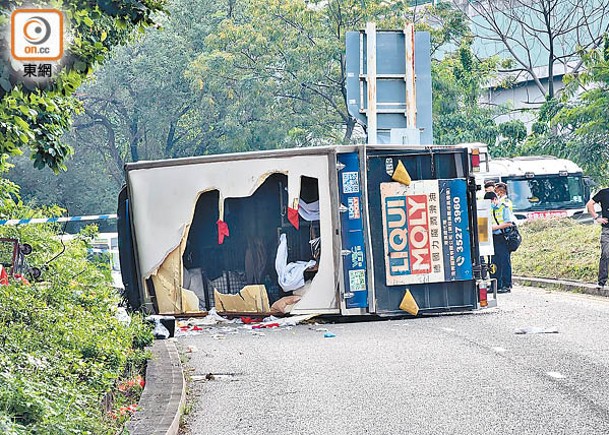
[183,174,324,312]
[126,154,339,315]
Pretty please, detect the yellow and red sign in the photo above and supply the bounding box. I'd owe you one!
[381,179,473,285]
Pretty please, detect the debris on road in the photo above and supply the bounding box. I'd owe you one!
[147,315,173,339]
[175,312,318,337]
[514,326,559,334]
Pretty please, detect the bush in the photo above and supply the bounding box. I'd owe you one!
[512,218,600,283]
[0,201,153,433]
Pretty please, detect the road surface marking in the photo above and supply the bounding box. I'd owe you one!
[547,372,565,379]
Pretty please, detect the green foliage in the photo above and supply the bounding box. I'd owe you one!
[0,185,153,433]
[0,0,167,172]
[188,0,473,148]
[7,145,120,215]
[189,0,395,147]
[0,157,20,213]
[522,41,609,182]
[418,2,469,55]
[432,40,504,147]
[512,219,599,283]
[495,119,527,157]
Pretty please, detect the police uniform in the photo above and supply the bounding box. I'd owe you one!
[491,196,514,293]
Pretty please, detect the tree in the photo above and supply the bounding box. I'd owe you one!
[72,0,239,165]
[527,37,609,180]
[433,40,500,147]
[59,0,473,172]
[460,0,609,100]
[0,0,167,172]
[496,119,527,156]
[190,0,471,145]
[7,144,120,215]
[7,0,237,215]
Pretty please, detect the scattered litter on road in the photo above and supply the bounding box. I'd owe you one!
[176,312,318,337]
[514,326,559,334]
[212,326,239,335]
[241,316,264,324]
[263,315,280,323]
[323,332,336,338]
[252,322,280,329]
[199,308,241,325]
[148,316,171,339]
[314,327,329,332]
[191,373,235,381]
[251,331,266,336]
[115,307,131,327]
[211,334,226,340]
[186,345,199,353]
[195,373,236,381]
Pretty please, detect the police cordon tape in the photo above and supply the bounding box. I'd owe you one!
[0,214,117,226]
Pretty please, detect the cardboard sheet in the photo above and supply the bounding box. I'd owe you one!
[214,285,270,313]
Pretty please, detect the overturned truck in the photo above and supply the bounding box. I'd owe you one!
[118,143,496,317]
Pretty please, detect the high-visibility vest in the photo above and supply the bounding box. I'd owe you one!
[492,202,510,226]
[499,196,513,211]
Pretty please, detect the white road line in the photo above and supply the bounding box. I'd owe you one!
[547,371,566,379]
[492,347,506,353]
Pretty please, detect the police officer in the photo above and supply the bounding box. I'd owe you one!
[491,182,514,293]
[587,187,609,290]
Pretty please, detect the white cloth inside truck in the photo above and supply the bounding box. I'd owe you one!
[274,233,316,291]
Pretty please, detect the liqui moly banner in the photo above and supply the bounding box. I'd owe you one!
[380,179,472,285]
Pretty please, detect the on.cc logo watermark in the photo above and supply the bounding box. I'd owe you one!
[11,9,63,61]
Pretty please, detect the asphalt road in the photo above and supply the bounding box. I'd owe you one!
[178,285,609,435]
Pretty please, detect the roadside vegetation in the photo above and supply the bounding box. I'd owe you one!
[513,219,599,284]
[0,177,153,434]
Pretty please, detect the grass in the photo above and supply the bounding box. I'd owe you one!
[512,218,600,284]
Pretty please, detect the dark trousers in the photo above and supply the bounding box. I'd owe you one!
[491,233,512,290]
[599,227,609,286]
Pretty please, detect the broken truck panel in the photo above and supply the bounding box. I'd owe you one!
[118,144,492,317]
[121,148,339,315]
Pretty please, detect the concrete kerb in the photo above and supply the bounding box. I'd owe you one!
[513,276,609,297]
[127,339,185,435]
